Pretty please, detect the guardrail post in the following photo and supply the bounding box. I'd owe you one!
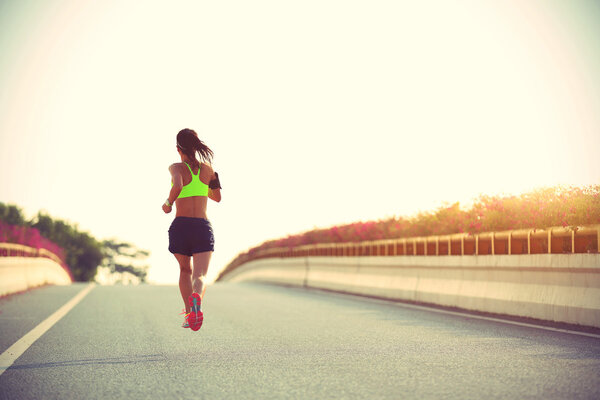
[548,230,552,254]
[461,236,464,256]
[527,230,531,255]
[475,235,479,255]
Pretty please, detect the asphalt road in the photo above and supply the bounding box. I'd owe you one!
[1,282,599,399]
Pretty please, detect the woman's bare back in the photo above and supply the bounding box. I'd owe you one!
[172,162,216,218]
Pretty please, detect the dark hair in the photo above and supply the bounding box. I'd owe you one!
[176,128,214,168]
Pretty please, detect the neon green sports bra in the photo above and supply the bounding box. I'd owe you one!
[174,162,209,198]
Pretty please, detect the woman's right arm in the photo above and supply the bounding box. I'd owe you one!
[163,164,183,213]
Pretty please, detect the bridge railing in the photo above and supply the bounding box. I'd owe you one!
[0,243,66,268]
[223,225,600,276]
[0,243,73,295]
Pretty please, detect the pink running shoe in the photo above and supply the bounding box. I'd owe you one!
[188,292,203,331]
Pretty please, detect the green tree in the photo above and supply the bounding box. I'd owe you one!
[101,239,149,283]
[31,212,104,281]
[0,203,27,226]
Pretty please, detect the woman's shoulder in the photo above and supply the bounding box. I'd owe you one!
[168,162,186,172]
[200,162,214,172]
[199,162,214,180]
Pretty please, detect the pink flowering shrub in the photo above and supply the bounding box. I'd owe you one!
[464,185,600,233]
[0,220,66,263]
[249,185,599,253]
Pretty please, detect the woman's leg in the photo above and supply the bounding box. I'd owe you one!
[174,253,192,312]
[191,251,212,298]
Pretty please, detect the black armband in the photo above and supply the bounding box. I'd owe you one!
[209,172,221,189]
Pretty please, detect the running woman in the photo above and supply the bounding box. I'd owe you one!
[162,129,221,331]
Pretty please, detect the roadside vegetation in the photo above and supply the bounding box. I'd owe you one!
[244,185,600,255]
[0,203,149,283]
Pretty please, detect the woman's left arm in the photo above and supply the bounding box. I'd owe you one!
[208,169,222,203]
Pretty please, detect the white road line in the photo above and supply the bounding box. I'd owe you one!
[312,288,600,339]
[0,283,96,376]
[391,301,600,339]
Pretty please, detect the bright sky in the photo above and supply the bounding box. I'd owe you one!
[1,0,599,284]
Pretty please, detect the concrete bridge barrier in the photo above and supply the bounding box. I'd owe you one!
[223,257,308,287]
[219,225,600,328]
[221,252,600,328]
[0,243,72,296]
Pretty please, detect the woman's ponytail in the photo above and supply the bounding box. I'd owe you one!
[194,137,214,165]
[177,129,214,167]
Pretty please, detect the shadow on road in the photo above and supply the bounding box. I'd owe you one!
[9,354,164,370]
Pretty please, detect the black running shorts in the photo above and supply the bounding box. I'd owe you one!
[168,217,215,256]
